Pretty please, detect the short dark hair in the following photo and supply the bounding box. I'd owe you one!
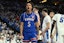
[26,1,34,7]
[33,6,39,10]
[49,10,55,14]
[42,8,48,13]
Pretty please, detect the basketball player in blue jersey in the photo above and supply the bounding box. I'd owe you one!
[20,2,39,43]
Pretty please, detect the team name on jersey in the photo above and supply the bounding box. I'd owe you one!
[25,18,34,21]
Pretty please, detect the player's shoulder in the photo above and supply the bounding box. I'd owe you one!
[44,15,51,21]
[20,12,26,16]
[54,13,61,16]
[32,12,37,17]
[47,15,50,17]
[45,15,50,18]
[52,13,61,20]
[32,12,36,15]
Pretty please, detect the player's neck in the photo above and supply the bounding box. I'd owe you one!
[34,11,38,13]
[45,13,48,16]
[26,10,32,14]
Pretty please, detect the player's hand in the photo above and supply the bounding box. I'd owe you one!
[50,34,54,39]
[42,31,45,36]
[37,34,39,40]
[19,35,24,39]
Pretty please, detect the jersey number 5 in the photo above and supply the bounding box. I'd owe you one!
[28,21,31,27]
[60,17,64,23]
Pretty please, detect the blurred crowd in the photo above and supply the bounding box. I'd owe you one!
[0,20,29,43]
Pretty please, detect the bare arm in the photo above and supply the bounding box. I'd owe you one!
[35,22,40,33]
[20,22,24,35]
[38,15,41,26]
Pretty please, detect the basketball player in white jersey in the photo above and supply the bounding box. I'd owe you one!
[42,8,51,43]
[49,11,57,43]
[51,9,64,43]
[33,7,40,26]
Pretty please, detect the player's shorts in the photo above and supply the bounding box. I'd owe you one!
[23,32,37,42]
[43,30,51,43]
[56,35,64,43]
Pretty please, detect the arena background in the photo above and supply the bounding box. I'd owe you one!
[0,0,64,43]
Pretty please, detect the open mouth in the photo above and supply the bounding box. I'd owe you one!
[28,7,29,9]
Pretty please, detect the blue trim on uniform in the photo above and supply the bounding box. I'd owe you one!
[32,40,37,43]
[56,32,58,41]
[46,30,49,39]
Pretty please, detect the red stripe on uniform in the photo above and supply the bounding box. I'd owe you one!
[31,38,37,40]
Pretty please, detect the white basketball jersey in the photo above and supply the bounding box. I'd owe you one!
[42,15,51,31]
[42,15,51,42]
[52,14,64,35]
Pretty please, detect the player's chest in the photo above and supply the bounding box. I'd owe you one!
[24,15,35,21]
[43,18,47,23]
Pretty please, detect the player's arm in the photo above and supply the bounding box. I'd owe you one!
[51,20,56,35]
[43,22,50,33]
[35,22,40,32]
[50,20,56,39]
[52,25,56,38]
[38,14,41,26]
[34,15,40,33]
[20,22,24,35]
[42,17,51,33]
[19,14,24,39]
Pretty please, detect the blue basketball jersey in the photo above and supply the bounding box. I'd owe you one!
[20,12,38,33]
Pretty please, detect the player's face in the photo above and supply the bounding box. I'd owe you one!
[26,3,32,11]
[50,12,54,18]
